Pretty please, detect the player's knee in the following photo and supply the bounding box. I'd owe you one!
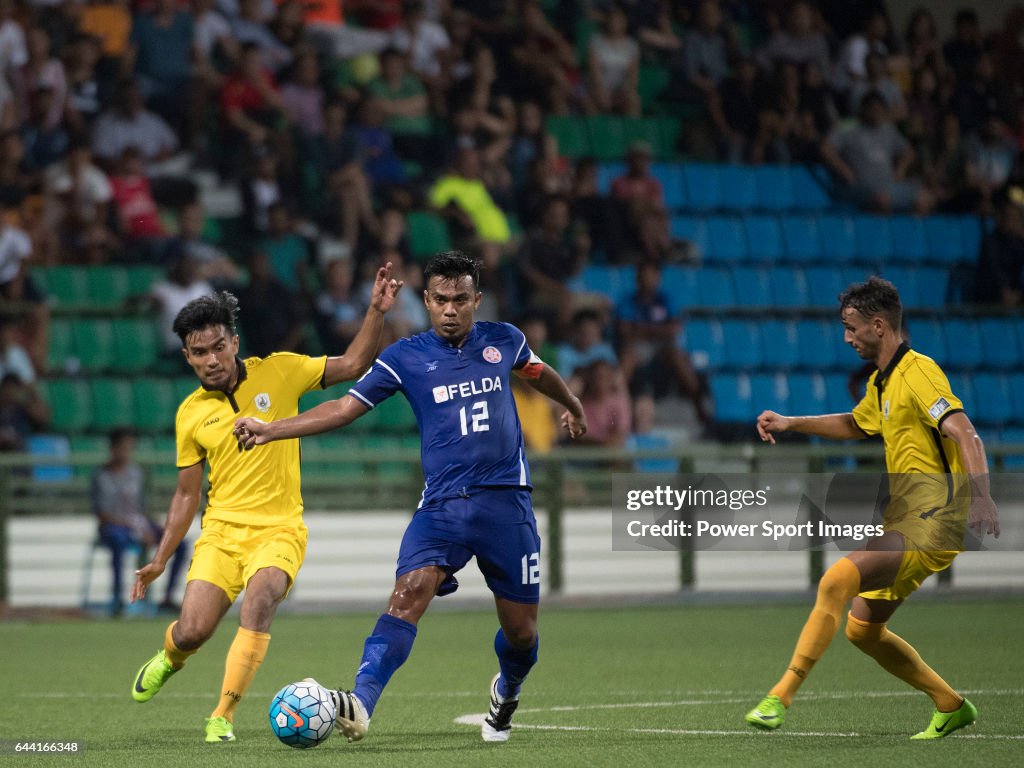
[503,624,537,649]
[174,617,215,650]
[845,616,884,651]
[816,561,860,606]
[387,571,440,618]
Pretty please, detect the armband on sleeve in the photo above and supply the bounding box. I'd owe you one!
[514,352,545,380]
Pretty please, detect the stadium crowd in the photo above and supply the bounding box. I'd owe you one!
[1,0,1024,454]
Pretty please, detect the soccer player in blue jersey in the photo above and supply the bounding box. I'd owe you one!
[234,251,587,743]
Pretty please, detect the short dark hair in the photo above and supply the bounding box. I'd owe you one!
[172,291,240,346]
[423,251,480,290]
[109,427,136,447]
[839,276,902,330]
[955,8,978,26]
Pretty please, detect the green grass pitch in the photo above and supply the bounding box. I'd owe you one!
[2,599,1021,767]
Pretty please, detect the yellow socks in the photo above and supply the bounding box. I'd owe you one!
[845,613,961,712]
[164,622,199,669]
[210,627,271,722]
[769,557,861,707]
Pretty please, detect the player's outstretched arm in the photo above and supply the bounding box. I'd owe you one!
[323,262,404,386]
[941,411,1000,539]
[757,410,864,444]
[235,394,369,447]
[130,461,203,603]
[521,363,587,439]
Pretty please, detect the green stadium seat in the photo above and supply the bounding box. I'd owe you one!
[147,435,179,480]
[126,266,164,297]
[46,319,75,374]
[638,64,670,110]
[301,433,364,479]
[38,266,90,307]
[587,115,629,161]
[546,115,591,159]
[72,319,115,372]
[373,395,418,433]
[90,378,135,430]
[41,379,93,433]
[132,378,179,432]
[70,434,108,478]
[407,211,452,261]
[656,117,682,159]
[171,377,200,406]
[87,266,131,308]
[111,318,159,373]
[358,435,417,480]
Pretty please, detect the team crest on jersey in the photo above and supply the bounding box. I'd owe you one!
[883,399,890,419]
[483,346,502,364]
[254,393,271,412]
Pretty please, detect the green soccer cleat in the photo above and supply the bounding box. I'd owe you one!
[910,698,977,740]
[204,716,236,743]
[745,694,786,730]
[131,650,177,703]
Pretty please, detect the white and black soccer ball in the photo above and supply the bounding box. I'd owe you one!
[268,681,337,748]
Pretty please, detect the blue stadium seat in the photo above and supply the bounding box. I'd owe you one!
[942,320,984,370]
[825,373,857,413]
[682,318,724,370]
[576,265,633,303]
[731,266,772,307]
[958,216,984,262]
[1009,374,1024,421]
[887,216,928,263]
[743,215,784,262]
[753,166,795,211]
[796,319,841,369]
[788,372,829,412]
[816,215,858,261]
[751,373,789,413]
[692,267,736,306]
[769,266,810,307]
[721,319,762,369]
[652,163,686,210]
[717,164,758,211]
[923,216,966,264]
[661,266,698,307]
[706,216,748,262]
[780,215,823,263]
[839,265,876,289]
[946,374,975,417]
[854,215,895,261]
[907,318,947,363]
[759,319,800,369]
[881,267,923,309]
[681,163,722,211]
[803,267,845,308]
[670,216,709,257]
[710,373,754,422]
[998,426,1024,468]
[596,163,625,195]
[790,165,832,211]
[915,266,949,305]
[977,318,1021,369]
[970,374,1010,426]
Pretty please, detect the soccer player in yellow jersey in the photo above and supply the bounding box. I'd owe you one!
[745,277,1000,739]
[127,264,402,743]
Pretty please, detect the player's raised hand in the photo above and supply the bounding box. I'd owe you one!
[968,494,1000,540]
[370,262,404,314]
[234,416,269,448]
[131,560,165,603]
[756,410,790,445]
[561,409,587,439]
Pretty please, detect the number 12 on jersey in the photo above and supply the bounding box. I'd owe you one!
[459,401,490,435]
[521,553,540,585]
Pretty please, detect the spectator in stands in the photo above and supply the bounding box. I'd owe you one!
[848,52,905,120]
[163,201,240,287]
[43,135,113,249]
[508,101,557,189]
[677,0,731,105]
[965,114,1018,213]
[832,10,890,112]
[557,308,617,389]
[241,147,291,234]
[20,27,67,130]
[903,7,944,78]
[974,188,1024,307]
[192,0,238,81]
[19,85,69,171]
[270,0,309,52]
[280,49,326,139]
[588,5,641,117]
[150,253,214,363]
[611,141,673,261]
[367,46,432,139]
[929,112,970,211]
[110,145,167,256]
[821,91,933,214]
[904,66,942,158]
[313,255,363,352]
[0,372,49,452]
[64,33,104,134]
[615,261,711,427]
[943,8,983,87]
[0,199,48,371]
[756,1,830,78]
[92,427,188,614]
[709,53,764,163]
[509,0,582,116]
[220,43,285,156]
[574,359,631,449]
[91,80,178,168]
[0,0,27,80]
[626,393,678,472]
[257,201,309,293]
[390,0,450,92]
[125,0,196,136]
[950,52,1001,138]
[238,247,307,355]
[429,146,510,270]
[607,0,681,53]
[0,317,35,384]
[231,0,293,73]
[352,97,408,191]
[518,195,588,328]
[513,371,559,453]
[358,247,428,342]
[990,5,1024,93]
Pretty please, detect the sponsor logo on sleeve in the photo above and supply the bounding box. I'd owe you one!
[928,397,951,420]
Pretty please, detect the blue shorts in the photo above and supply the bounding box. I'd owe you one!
[396,488,541,604]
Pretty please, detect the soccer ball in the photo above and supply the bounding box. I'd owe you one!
[268,680,337,749]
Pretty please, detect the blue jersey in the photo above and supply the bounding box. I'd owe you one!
[349,321,534,505]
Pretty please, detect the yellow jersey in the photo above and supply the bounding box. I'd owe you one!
[175,353,327,526]
[851,343,968,551]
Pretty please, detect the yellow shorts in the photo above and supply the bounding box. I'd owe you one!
[858,548,958,602]
[186,518,308,603]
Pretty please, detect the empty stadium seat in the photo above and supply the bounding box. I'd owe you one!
[998,426,1024,468]
[750,372,789,413]
[972,374,1012,426]
[596,163,625,194]
[692,268,736,306]
[72,320,115,372]
[780,215,823,263]
[825,373,857,414]
[743,215,784,262]
[710,373,753,422]
[669,217,710,258]
[682,318,724,370]
[907,318,947,363]
[86,267,132,308]
[977,318,1021,369]
[947,373,975,414]
[38,266,90,307]
[1009,374,1024,417]
[407,211,452,261]
[716,165,758,210]
[816,215,859,261]
[958,216,984,261]
[112,319,159,373]
[753,166,795,211]
[803,267,846,308]
[881,267,923,309]
[720,319,762,369]
[790,166,832,211]
[706,216,748,262]
[731,266,772,307]
[759,319,800,369]
[923,216,966,264]
[887,216,928,263]
[40,379,93,433]
[788,372,830,413]
[854,215,895,261]
[587,115,629,161]
[575,265,634,303]
[681,164,723,211]
[132,378,179,433]
[127,266,164,296]
[46,319,75,374]
[661,266,698,307]
[769,266,810,307]
[90,379,135,430]
[546,115,590,158]
[795,319,841,369]
[651,163,686,210]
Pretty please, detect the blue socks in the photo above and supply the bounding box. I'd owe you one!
[494,628,538,699]
[353,614,417,716]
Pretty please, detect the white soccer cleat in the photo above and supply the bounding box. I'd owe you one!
[302,678,369,743]
[481,673,519,743]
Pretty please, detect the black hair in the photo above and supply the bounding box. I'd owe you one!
[859,89,886,111]
[172,291,240,346]
[423,251,480,290]
[955,8,979,26]
[839,276,902,330]
[109,427,136,446]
